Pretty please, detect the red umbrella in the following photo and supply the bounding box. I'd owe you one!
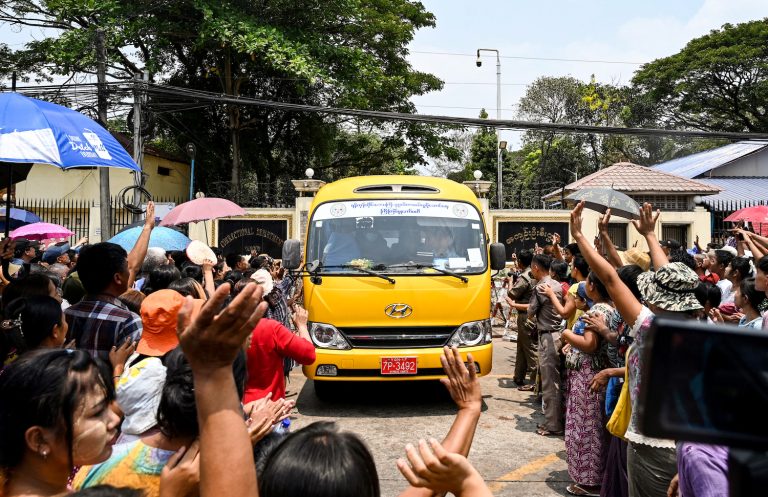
[724,205,768,237]
[10,222,74,241]
[159,197,247,226]
[724,205,768,224]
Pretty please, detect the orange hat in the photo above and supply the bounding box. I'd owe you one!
[138,290,204,357]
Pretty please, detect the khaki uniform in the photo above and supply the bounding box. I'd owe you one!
[507,268,538,384]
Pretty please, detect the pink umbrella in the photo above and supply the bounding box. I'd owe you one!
[10,222,74,241]
[159,197,247,226]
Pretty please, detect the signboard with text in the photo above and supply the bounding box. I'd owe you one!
[497,221,569,260]
[218,219,287,259]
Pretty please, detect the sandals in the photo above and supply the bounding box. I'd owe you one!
[517,384,535,391]
[536,427,564,436]
[566,484,600,496]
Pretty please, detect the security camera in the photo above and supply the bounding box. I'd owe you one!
[476,58,482,67]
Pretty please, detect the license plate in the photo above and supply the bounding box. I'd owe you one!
[381,357,417,375]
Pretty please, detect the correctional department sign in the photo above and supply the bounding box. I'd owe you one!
[218,219,287,259]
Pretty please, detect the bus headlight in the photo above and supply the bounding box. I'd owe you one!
[448,319,492,347]
[309,322,351,350]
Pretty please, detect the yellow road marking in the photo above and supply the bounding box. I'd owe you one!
[487,453,561,493]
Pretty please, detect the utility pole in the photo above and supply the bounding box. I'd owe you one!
[96,29,112,240]
[476,48,503,209]
[132,72,144,223]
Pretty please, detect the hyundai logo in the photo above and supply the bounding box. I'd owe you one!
[385,303,413,318]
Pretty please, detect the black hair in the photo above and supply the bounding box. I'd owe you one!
[167,250,189,269]
[755,254,768,273]
[250,255,272,270]
[77,243,128,295]
[669,250,696,272]
[0,349,114,470]
[713,249,735,269]
[145,265,182,295]
[729,256,753,281]
[571,255,590,279]
[180,263,203,283]
[564,243,580,256]
[71,486,145,497]
[156,347,246,440]
[587,271,611,301]
[260,421,380,497]
[226,253,244,269]
[617,264,643,302]
[0,296,63,364]
[739,278,765,311]
[167,278,202,298]
[550,261,569,282]
[254,432,289,477]
[695,281,721,310]
[516,249,534,268]
[531,254,552,271]
[1,273,55,312]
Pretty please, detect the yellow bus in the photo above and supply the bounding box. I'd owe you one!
[282,175,506,398]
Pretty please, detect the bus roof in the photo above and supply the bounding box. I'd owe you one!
[312,175,481,208]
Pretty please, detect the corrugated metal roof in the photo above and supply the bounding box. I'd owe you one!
[696,177,768,204]
[651,140,768,178]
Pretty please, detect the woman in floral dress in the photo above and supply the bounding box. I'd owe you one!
[561,271,618,496]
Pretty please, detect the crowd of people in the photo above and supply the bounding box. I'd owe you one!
[498,202,764,497]
[0,201,498,497]
[0,195,763,496]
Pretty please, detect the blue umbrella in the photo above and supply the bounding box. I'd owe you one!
[108,226,191,252]
[0,207,42,231]
[0,92,141,244]
[0,92,140,171]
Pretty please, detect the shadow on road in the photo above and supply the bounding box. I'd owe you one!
[296,379,489,418]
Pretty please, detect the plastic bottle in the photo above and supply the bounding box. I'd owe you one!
[274,418,291,434]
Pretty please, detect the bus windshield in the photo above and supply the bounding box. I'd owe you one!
[307,199,487,274]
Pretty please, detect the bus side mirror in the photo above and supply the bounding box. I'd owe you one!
[282,239,302,270]
[489,243,506,271]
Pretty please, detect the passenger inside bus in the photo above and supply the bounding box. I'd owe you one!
[322,218,361,266]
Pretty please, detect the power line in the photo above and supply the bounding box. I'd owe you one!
[410,50,645,65]
[141,82,768,141]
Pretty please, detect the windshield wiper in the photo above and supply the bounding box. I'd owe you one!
[321,264,396,284]
[386,263,468,283]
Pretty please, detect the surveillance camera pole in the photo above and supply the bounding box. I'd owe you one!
[476,48,502,209]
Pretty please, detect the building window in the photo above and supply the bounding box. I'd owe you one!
[157,166,171,176]
[629,195,691,211]
[606,224,629,250]
[662,224,689,248]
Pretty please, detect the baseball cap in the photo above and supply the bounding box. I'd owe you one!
[138,290,204,356]
[660,239,681,251]
[42,242,70,264]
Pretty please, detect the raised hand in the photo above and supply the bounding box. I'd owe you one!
[631,202,660,237]
[440,346,481,412]
[598,208,612,233]
[144,201,156,228]
[570,201,585,240]
[397,438,491,497]
[245,396,296,444]
[177,282,267,375]
[109,340,136,375]
[160,440,200,497]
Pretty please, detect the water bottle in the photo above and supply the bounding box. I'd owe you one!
[274,418,291,434]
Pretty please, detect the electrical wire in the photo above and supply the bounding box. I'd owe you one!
[410,50,645,65]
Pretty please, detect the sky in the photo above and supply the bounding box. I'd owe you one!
[406,0,768,148]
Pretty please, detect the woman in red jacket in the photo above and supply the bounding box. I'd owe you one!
[243,305,316,403]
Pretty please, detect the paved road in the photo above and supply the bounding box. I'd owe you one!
[285,332,569,497]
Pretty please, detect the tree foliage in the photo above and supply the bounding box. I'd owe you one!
[1,0,458,194]
[632,19,768,133]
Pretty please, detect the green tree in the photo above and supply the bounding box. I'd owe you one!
[1,0,457,192]
[632,19,768,132]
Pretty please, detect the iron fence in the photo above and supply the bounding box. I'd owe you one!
[14,197,92,244]
[708,199,767,245]
[205,180,297,208]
